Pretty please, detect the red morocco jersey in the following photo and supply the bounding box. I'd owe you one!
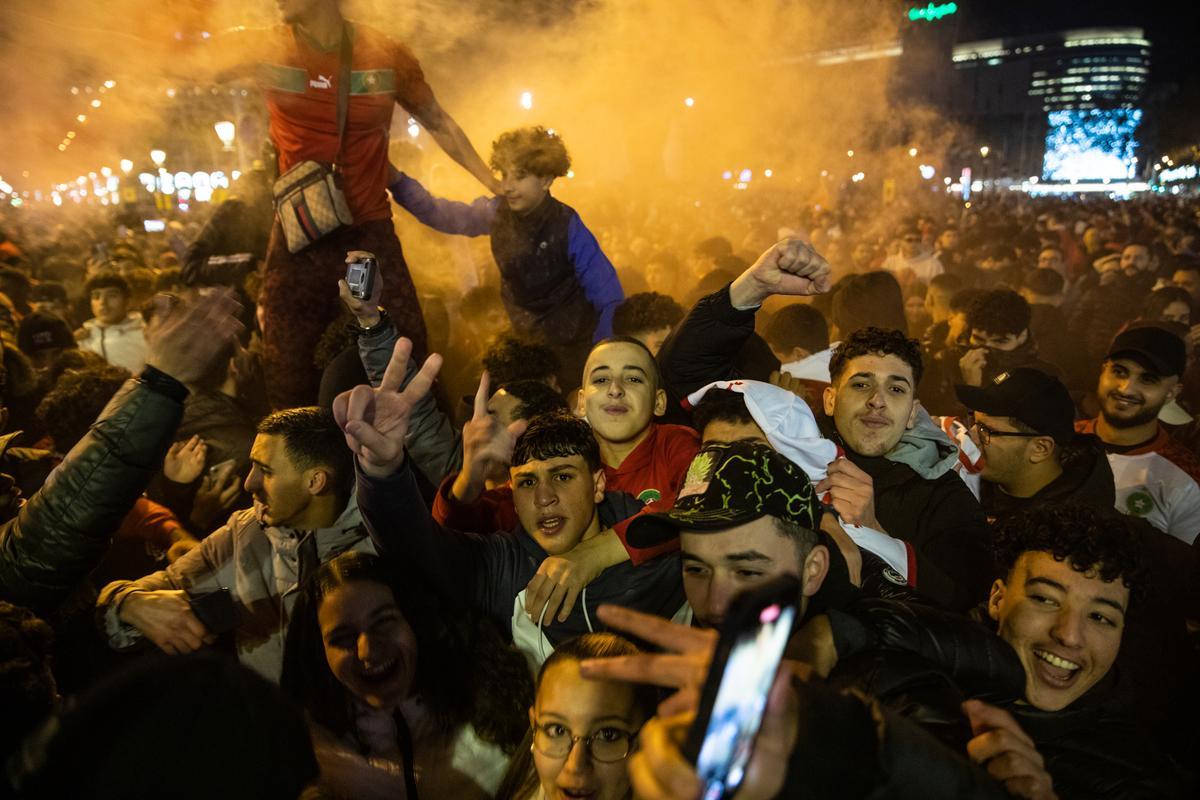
[218,23,434,223]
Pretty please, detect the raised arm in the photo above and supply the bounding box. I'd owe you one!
[387,168,497,237]
[334,338,483,600]
[410,99,502,195]
[339,265,462,485]
[566,215,625,340]
[0,291,243,613]
[659,238,832,408]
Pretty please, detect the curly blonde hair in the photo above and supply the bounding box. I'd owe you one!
[489,126,571,178]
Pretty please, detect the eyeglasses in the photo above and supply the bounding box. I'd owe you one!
[533,722,637,763]
[970,419,1043,446]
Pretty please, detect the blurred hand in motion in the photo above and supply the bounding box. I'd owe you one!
[964,700,1058,800]
[118,589,215,656]
[452,371,528,504]
[729,237,834,309]
[164,435,208,484]
[144,288,243,386]
[332,338,443,478]
[339,250,384,328]
[189,460,243,533]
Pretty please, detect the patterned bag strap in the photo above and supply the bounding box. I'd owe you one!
[334,23,353,171]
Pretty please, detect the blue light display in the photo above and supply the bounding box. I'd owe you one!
[1042,109,1142,181]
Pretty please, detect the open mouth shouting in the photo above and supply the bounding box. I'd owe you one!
[538,515,567,536]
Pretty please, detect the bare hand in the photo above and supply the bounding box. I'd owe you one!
[190,463,242,532]
[166,536,200,564]
[964,700,1058,800]
[524,530,625,623]
[332,338,444,479]
[579,604,717,717]
[164,435,207,484]
[144,289,244,386]
[815,457,882,530]
[119,589,214,655]
[729,237,833,309]
[451,371,528,502]
[768,369,816,404]
[627,670,798,800]
[340,250,384,327]
[958,347,988,387]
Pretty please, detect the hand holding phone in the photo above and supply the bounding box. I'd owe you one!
[684,575,800,800]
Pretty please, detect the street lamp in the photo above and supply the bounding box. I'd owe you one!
[150,150,167,168]
[979,145,990,158]
[119,159,133,175]
[520,91,533,110]
[214,121,236,151]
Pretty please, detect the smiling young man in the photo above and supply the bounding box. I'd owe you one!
[436,337,699,560]
[1076,326,1200,544]
[387,126,624,386]
[821,327,993,610]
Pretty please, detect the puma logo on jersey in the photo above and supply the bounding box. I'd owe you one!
[309,74,332,89]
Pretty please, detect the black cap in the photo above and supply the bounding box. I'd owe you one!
[17,311,75,355]
[954,368,1075,445]
[625,441,822,550]
[1106,327,1187,378]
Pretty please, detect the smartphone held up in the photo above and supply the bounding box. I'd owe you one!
[685,575,801,800]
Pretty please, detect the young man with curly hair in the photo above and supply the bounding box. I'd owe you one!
[388,126,624,387]
[819,326,993,610]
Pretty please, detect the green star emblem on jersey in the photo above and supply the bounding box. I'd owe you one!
[1125,491,1156,517]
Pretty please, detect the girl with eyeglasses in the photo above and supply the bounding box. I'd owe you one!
[496,634,659,800]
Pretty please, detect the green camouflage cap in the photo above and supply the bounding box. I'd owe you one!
[626,441,822,550]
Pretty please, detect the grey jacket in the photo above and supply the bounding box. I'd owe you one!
[97,497,373,681]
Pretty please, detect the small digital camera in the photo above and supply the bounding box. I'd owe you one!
[346,254,378,300]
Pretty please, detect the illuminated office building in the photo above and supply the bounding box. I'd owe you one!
[951,28,1151,181]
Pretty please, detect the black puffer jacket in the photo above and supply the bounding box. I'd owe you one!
[827,599,1189,799]
[0,375,184,613]
[656,283,780,424]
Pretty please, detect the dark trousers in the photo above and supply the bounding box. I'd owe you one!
[262,219,427,409]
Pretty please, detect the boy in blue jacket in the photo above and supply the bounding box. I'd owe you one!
[388,126,623,387]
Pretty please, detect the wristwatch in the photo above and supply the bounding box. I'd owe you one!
[352,309,391,337]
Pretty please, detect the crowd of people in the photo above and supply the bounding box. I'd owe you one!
[1,1,1199,798]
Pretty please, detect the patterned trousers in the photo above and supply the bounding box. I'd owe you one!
[261,218,427,409]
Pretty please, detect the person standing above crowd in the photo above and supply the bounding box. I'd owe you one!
[389,127,624,389]
[200,0,498,408]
